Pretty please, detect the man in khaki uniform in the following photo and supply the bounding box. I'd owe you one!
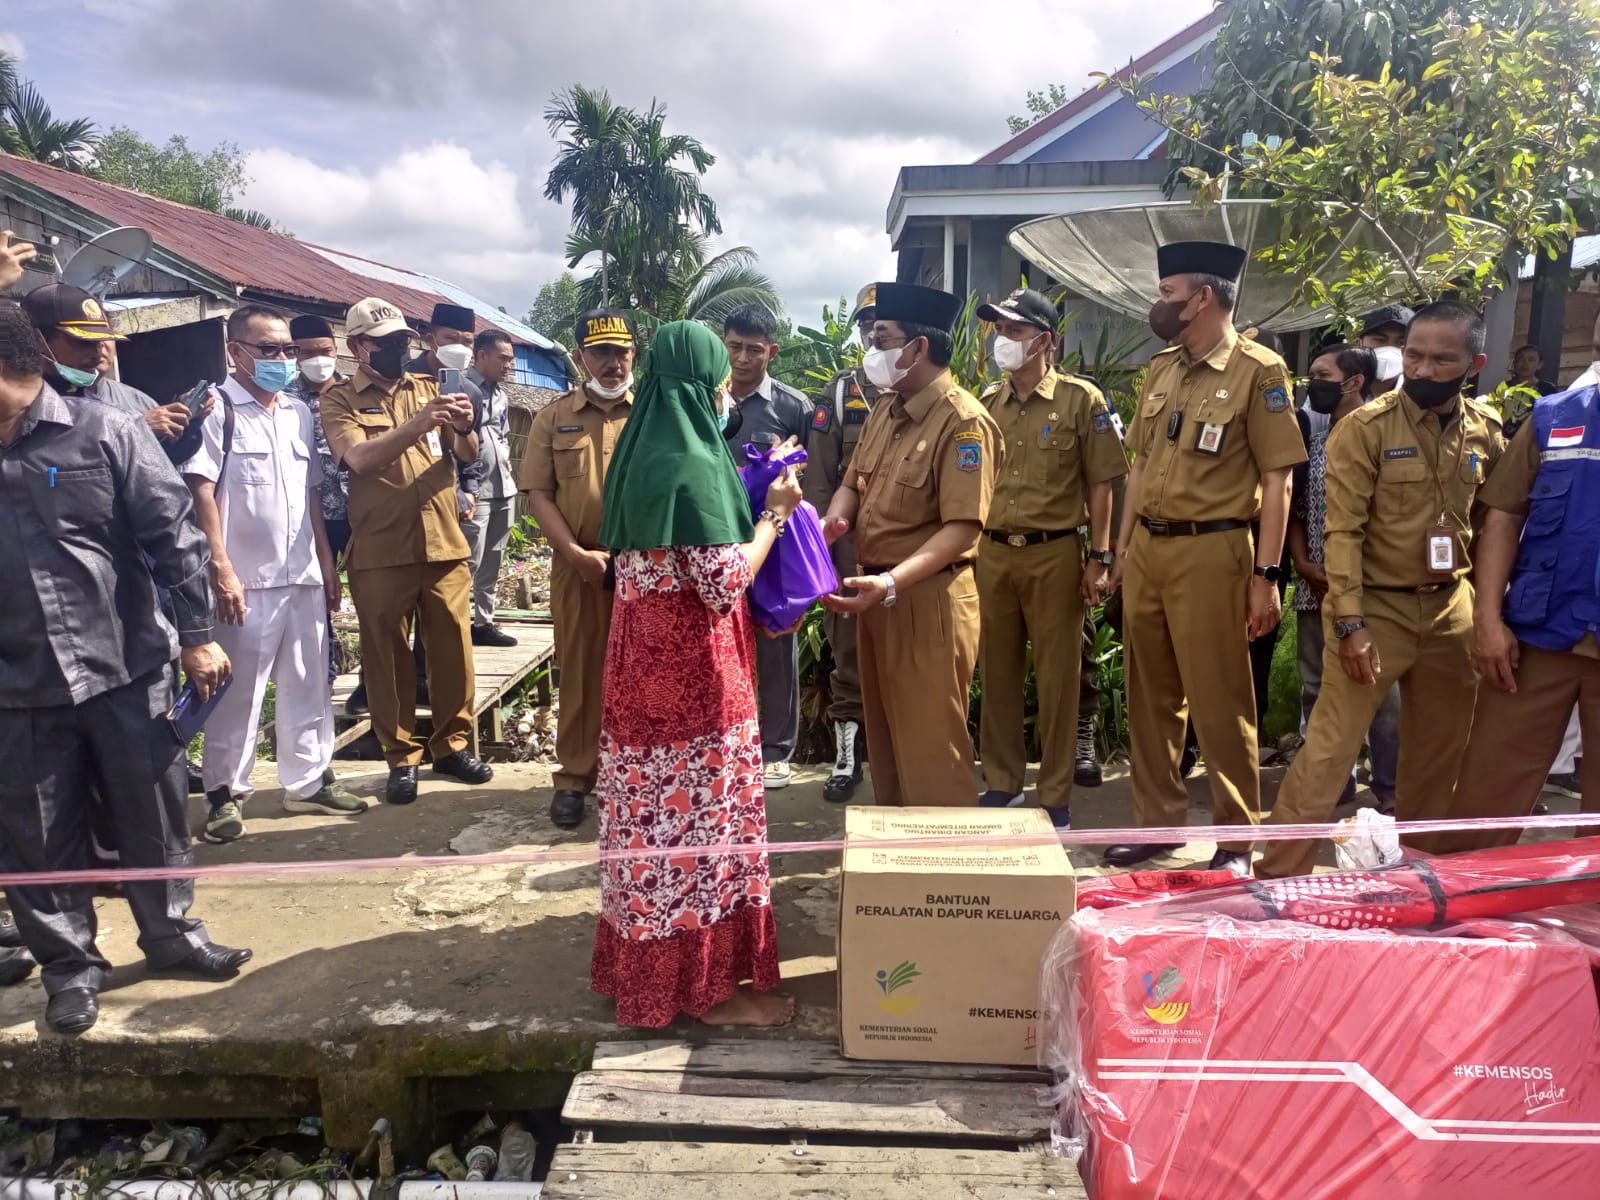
[319,297,494,807]
[1105,242,1306,875]
[521,308,636,830]
[974,289,1127,827]
[821,283,1000,807]
[1258,301,1505,877]
[1423,385,1599,855]
[804,283,883,803]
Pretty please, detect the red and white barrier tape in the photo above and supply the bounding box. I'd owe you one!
[0,812,1592,887]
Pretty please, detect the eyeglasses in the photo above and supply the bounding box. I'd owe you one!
[236,342,299,359]
[865,333,909,350]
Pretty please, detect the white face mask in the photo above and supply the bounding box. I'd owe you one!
[863,345,911,391]
[434,343,473,372]
[992,333,1040,374]
[587,371,634,401]
[1372,346,1404,383]
[299,356,336,385]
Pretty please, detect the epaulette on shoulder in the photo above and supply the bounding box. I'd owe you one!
[1350,393,1400,425]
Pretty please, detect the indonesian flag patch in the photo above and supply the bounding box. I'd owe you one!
[1549,425,1586,448]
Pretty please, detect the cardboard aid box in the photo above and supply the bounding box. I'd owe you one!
[838,806,1075,1065]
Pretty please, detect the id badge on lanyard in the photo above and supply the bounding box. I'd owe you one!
[1427,519,1457,576]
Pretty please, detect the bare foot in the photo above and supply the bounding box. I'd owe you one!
[700,986,796,1028]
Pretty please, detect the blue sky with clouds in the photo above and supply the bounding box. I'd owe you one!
[2,0,1210,324]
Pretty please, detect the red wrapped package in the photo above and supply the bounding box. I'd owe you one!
[1046,906,1600,1199]
[1074,869,1239,912]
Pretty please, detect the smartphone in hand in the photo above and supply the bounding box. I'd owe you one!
[182,380,212,414]
[439,367,464,394]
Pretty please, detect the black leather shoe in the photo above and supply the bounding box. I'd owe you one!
[1074,714,1103,788]
[1179,744,1200,779]
[822,773,859,803]
[0,947,36,986]
[155,943,253,980]
[550,789,586,829]
[432,750,493,785]
[1209,849,1252,879]
[387,766,419,805]
[472,623,519,647]
[345,681,369,717]
[46,987,99,1034]
[0,909,21,948]
[1103,842,1184,868]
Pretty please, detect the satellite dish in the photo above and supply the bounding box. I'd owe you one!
[1007,200,1500,333]
[60,226,153,297]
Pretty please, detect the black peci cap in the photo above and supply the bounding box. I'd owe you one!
[429,303,476,333]
[978,288,1058,332]
[1156,241,1248,282]
[289,314,335,340]
[873,282,963,332]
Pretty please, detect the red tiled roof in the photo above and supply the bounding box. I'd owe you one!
[0,153,484,331]
[976,10,1225,166]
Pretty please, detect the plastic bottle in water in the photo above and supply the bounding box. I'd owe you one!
[493,1122,536,1182]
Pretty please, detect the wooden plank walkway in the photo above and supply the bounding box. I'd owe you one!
[545,1039,1084,1200]
[331,618,554,754]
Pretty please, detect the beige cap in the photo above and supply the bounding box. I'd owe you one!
[344,297,412,339]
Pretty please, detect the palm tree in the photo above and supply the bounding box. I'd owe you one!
[543,86,636,302]
[570,232,780,339]
[0,81,99,171]
[0,50,18,112]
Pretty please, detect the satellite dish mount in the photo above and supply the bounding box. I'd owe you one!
[59,226,154,298]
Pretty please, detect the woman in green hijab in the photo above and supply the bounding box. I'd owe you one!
[590,320,803,1029]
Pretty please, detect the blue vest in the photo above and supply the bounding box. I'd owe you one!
[1503,386,1600,651]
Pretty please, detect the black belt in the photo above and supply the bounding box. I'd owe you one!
[1139,516,1250,537]
[859,560,973,576]
[1368,579,1461,596]
[983,528,1079,548]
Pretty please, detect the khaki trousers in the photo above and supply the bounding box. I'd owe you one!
[1257,583,1478,877]
[976,534,1085,810]
[859,565,980,806]
[550,554,615,794]
[1423,643,1600,856]
[824,530,863,724]
[1124,524,1259,851]
[349,560,475,768]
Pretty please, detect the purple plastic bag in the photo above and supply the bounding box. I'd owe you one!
[738,442,839,633]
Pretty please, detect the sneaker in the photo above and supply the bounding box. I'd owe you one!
[202,797,246,845]
[471,623,519,647]
[978,789,1025,808]
[1074,713,1103,788]
[284,783,368,816]
[1545,772,1582,801]
[764,761,792,790]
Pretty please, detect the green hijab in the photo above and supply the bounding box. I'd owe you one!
[599,320,756,551]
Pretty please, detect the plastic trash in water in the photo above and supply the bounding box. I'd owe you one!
[494,1121,536,1182]
[465,1145,498,1181]
[426,1145,467,1180]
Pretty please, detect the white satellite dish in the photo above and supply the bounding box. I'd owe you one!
[59,226,153,297]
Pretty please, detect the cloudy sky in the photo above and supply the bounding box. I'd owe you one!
[3,0,1210,325]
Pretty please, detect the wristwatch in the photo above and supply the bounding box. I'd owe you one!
[1087,548,1116,566]
[879,572,898,608]
[1333,617,1367,640]
[1254,564,1284,583]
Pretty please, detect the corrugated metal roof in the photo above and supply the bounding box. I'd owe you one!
[0,153,540,347]
[1521,235,1600,280]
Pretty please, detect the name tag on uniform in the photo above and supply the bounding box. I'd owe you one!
[359,406,385,415]
[426,430,443,457]
[558,425,584,433]
[1428,524,1457,575]
[1195,421,1227,455]
[1383,447,1419,461]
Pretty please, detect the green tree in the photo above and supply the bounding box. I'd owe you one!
[0,50,18,111]
[525,271,584,342]
[1120,0,1600,318]
[569,232,778,333]
[1005,83,1074,135]
[0,80,98,171]
[543,85,722,314]
[773,298,861,389]
[92,128,277,229]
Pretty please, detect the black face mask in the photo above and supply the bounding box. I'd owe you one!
[1147,297,1194,343]
[365,338,409,381]
[1306,378,1347,415]
[1403,373,1467,410]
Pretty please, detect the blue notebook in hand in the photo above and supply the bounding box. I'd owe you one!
[167,675,234,743]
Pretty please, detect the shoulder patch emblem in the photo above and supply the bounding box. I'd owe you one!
[1263,383,1290,413]
[1092,411,1114,434]
[954,436,982,472]
[1383,446,1420,460]
[812,405,830,430]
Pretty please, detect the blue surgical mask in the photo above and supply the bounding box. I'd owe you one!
[54,361,98,389]
[252,357,296,393]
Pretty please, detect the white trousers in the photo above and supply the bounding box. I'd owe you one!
[202,584,333,803]
[1555,707,1583,775]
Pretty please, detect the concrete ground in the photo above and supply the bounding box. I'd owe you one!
[0,753,1579,1145]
